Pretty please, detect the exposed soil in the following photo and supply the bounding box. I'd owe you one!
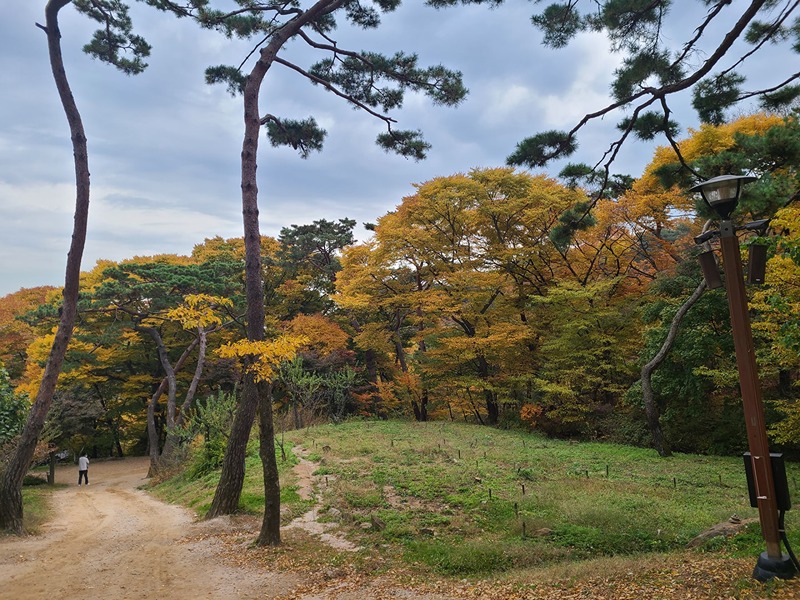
[0,457,300,600]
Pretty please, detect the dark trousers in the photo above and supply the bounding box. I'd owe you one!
[78,470,88,485]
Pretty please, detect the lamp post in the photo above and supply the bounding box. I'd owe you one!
[690,175,795,581]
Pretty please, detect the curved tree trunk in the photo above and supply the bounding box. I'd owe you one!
[641,279,707,457]
[146,339,199,476]
[207,0,345,536]
[0,0,90,533]
[140,326,182,461]
[176,327,208,426]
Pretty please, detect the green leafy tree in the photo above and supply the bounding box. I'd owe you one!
[636,114,800,455]
[181,390,238,477]
[88,258,241,471]
[0,365,28,446]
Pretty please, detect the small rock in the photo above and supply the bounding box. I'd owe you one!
[419,528,435,537]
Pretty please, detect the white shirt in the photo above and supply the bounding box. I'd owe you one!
[78,456,89,470]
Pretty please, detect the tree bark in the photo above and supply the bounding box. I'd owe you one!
[0,0,90,533]
[207,0,345,529]
[146,339,198,476]
[257,382,281,545]
[641,279,707,457]
[477,355,499,425]
[140,325,182,460]
[206,371,260,517]
[141,326,178,428]
[207,31,277,519]
[176,327,207,426]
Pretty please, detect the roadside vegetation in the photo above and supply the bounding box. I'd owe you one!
[151,419,800,597]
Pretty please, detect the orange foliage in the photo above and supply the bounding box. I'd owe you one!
[519,403,543,429]
[0,286,55,382]
[284,313,350,358]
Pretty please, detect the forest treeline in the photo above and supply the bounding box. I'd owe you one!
[1,112,800,468]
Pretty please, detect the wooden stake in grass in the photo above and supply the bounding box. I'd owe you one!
[514,501,518,516]
[606,464,609,478]
[521,483,525,496]
[488,488,492,499]
[673,477,677,488]
[458,449,461,459]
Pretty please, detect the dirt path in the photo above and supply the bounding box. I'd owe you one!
[0,458,299,600]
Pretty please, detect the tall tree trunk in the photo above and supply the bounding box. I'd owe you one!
[641,279,707,457]
[147,384,165,477]
[0,0,90,533]
[257,382,281,545]
[141,327,177,427]
[207,35,276,520]
[207,371,260,517]
[206,0,346,530]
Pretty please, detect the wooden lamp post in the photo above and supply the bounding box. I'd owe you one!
[690,175,795,581]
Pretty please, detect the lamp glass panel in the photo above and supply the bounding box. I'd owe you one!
[703,181,740,205]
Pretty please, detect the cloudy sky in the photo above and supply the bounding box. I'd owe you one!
[0,1,786,297]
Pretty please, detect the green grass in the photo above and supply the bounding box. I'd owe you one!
[285,420,800,572]
[20,484,56,533]
[150,436,310,521]
[153,419,800,579]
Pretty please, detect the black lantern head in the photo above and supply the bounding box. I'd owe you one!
[689,174,757,220]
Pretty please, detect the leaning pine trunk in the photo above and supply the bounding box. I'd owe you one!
[0,0,90,533]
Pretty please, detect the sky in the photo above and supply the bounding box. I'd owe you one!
[0,1,790,297]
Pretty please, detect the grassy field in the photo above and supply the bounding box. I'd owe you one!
[151,419,800,596]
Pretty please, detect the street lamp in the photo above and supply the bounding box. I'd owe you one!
[690,174,796,581]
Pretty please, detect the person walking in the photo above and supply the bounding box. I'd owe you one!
[78,452,89,486]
